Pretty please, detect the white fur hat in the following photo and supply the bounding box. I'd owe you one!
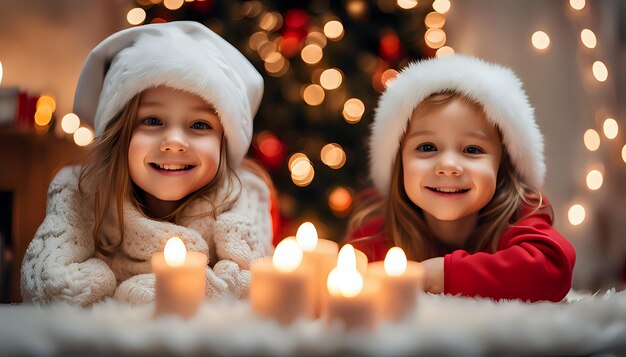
[73,21,263,168]
[370,55,545,195]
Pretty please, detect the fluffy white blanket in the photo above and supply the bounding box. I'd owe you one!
[1,290,624,356]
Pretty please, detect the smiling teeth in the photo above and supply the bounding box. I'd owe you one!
[432,187,468,193]
[157,164,189,171]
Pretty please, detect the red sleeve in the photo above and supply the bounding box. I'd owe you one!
[444,212,576,302]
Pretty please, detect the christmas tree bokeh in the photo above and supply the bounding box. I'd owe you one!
[136,0,445,241]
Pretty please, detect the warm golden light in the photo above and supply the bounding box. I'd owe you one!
[0,61,4,84]
[432,0,450,14]
[436,46,455,57]
[127,8,146,25]
[580,29,597,49]
[531,31,550,50]
[163,0,184,10]
[568,204,585,226]
[381,69,399,88]
[73,127,94,146]
[397,0,418,10]
[324,20,344,41]
[296,222,318,251]
[569,0,585,10]
[164,237,186,267]
[583,129,600,151]
[303,84,325,106]
[34,107,52,126]
[61,113,80,134]
[592,61,608,82]
[343,98,365,124]
[622,144,626,164]
[425,28,446,49]
[273,237,303,273]
[289,153,309,171]
[301,44,323,65]
[259,12,282,32]
[328,186,353,214]
[290,155,315,187]
[264,52,289,77]
[425,11,445,29]
[384,247,407,277]
[327,244,363,297]
[305,31,327,48]
[586,169,603,191]
[321,143,346,169]
[603,118,618,139]
[37,95,56,112]
[249,32,268,51]
[320,68,343,90]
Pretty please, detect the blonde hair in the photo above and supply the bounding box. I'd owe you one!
[78,91,266,255]
[347,91,551,261]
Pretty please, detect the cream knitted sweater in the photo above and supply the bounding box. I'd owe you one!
[21,166,273,306]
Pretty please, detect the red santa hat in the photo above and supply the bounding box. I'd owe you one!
[73,21,263,168]
[370,55,545,195]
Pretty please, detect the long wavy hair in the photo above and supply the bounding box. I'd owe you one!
[347,91,551,261]
[78,91,268,255]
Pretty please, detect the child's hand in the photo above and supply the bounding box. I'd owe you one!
[421,257,444,294]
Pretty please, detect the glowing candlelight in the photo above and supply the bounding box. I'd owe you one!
[250,237,313,324]
[152,237,207,318]
[367,247,424,322]
[294,222,339,318]
[324,244,376,329]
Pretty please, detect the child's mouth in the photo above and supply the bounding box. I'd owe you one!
[426,186,471,194]
[149,163,195,171]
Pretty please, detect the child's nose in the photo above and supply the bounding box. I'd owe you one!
[435,154,463,176]
[160,129,189,152]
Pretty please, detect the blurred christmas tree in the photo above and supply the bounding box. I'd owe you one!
[135,0,449,242]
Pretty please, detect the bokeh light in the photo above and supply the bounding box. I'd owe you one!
[324,20,344,40]
[343,98,365,124]
[583,129,600,151]
[592,61,608,82]
[328,186,354,216]
[586,170,603,191]
[61,113,80,134]
[163,0,184,10]
[580,29,597,49]
[302,84,325,106]
[425,28,446,49]
[436,46,455,57]
[568,204,585,226]
[73,127,95,146]
[602,118,618,139]
[531,31,550,50]
[569,0,585,10]
[397,0,418,10]
[432,0,450,14]
[301,44,323,65]
[425,11,445,29]
[321,143,346,169]
[320,68,343,90]
[127,8,146,25]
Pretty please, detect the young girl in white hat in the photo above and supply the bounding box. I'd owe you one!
[21,22,274,306]
[347,55,575,302]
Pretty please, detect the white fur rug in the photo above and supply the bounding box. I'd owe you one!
[1,290,625,356]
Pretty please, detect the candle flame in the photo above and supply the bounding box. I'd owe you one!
[384,247,407,276]
[327,244,363,297]
[164,237,186,267]
[295,221,318,251]
[273,237,302,273]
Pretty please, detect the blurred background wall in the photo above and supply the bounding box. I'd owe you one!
[1,0,624,302]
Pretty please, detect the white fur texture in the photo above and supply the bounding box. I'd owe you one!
[73,21,263,167]
[1,290,624,355]
[370,55,545,195]
[20,165,273,305]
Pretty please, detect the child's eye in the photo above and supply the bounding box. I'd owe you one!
[190,121,212,130]
[464,146,484,154]
[141,116,162,126]
[416,143,437,152]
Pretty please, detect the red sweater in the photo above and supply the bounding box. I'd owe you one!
[347,204,576,302]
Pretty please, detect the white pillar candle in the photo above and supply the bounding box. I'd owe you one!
[324,244,377,330]
[152,237,207,319]
[250,238,313,325]
[295,222,339,318]
[367,247,424,321]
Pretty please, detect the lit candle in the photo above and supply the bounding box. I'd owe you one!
[324,244,377,329]
[295,222,338,317]
[152,237,207,318]
[250,237,313,325]
[366,247,424,321]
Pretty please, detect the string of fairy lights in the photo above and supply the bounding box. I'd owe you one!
[530,0,624,227]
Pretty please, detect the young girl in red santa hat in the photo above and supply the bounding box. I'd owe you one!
[346,55,575,302]
[21,22,275,306]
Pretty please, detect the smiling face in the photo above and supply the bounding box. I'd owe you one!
[128,86,223,203]
[401,96,502,222]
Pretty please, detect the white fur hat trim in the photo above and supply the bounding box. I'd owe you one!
[370,55,545,195]
[73,21,263,167]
